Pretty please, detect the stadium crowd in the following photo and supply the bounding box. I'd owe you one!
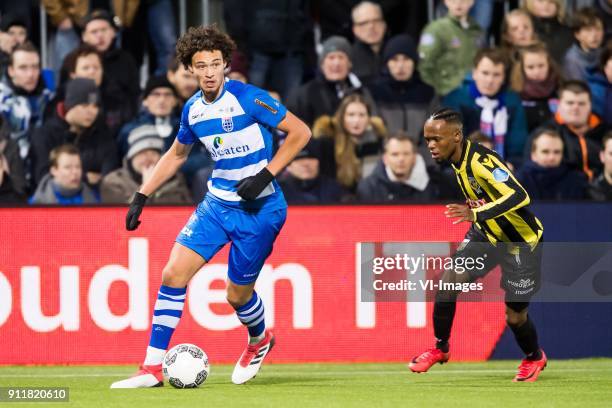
[0,0,610,205]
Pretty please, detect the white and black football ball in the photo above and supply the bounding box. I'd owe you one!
[162,343,210,388]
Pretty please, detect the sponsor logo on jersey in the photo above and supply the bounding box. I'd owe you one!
[191,111,205,120]
[255,98,277,114]
[210,142,251,159]
[213,136,223,149]
[492,168,509,182]
[468,177,482,194]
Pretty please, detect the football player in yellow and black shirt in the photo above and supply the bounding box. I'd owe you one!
[409,108,547,382]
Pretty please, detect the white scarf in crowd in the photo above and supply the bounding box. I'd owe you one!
[475,95,508,157]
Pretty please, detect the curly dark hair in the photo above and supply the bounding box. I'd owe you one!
[175,24,236,69]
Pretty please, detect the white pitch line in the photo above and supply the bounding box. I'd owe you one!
[0,367,610,379]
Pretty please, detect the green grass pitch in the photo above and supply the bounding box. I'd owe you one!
[1,359,611,407]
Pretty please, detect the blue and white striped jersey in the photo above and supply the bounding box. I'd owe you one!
[177,79,287,211]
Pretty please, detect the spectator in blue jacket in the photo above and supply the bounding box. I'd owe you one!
[586,40,612,126]
[30,144,99,204]
[516,127,588,200]
[563,7,605,83]
[0,42,53,164]
[443,47,529,165]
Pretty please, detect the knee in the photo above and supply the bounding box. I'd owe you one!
[162,264,188,287]
[226,289,252,309]
[505,309,528,328]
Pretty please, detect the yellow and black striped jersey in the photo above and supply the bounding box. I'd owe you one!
[451,140,543,245]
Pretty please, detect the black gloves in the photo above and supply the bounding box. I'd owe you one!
[126,192,148,231]
[236,168,274,200]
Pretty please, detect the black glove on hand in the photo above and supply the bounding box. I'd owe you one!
[236,168,274,200]
[126,192,148,231]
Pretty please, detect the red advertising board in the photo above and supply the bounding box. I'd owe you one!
[0,206,506,364]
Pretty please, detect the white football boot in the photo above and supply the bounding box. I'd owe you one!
[231,330,275,384]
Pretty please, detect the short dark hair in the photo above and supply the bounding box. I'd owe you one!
[559,79,592,100]
[9,41,39,66]
[49,144,80,168]
[428,107,463,128]
[571,7,603,32]
[175,24,236,69]
[473,47,509,70]
[59,43,102,85]
[383,131,415,151]
[530,126,563,152]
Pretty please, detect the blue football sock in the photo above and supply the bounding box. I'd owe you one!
[144,285,186,365]
[234,291,266,339]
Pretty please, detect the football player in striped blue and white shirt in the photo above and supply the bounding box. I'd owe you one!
[111,25,311,388]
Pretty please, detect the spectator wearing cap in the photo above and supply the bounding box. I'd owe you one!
[417,0,484,96]
[0,15,29,75]
[117,75,211,186]
[368,34,435,140]
[357,132,438,203]
[30,144,99,204]
[0,42,53,185]
[100,124,192,204]
[81,9,140,135]
[2,16,28,46]
[278,138,347,204]
[44,44,104,123]
[31,78,118,188]
[0,115,26,202]
[350,1,387,85]
[117,76,178,157]
[287,35,376,127]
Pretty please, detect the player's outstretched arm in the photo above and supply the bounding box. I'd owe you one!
[125,140,193,230]
[236,111,311,200]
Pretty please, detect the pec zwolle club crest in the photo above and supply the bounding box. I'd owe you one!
[222,116,234,132]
